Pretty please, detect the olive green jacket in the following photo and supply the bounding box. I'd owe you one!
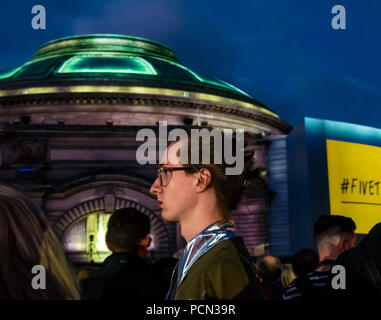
[168,237,264,300]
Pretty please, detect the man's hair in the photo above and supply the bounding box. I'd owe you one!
[177,129,258,217]
[107,207,150,252]
[314,214,356,241]
[256,255,282,280]
[292,248,319,277]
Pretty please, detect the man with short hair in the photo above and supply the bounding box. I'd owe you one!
[256,255,284,300]
[82,207,163,300]
[292,248,319,277]
[150,132,264,300]
[282,214,356,300]
[331,222,381,298]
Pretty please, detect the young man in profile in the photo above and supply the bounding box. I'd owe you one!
[150,132,264,300]
[282,214,356,300]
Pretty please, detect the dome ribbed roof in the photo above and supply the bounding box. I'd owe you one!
[0,34,282,120]
[33,34,179,63]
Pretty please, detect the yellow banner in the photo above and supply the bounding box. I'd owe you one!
[326,139,381,233]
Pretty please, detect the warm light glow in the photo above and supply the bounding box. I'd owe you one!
[95,214,111,252]
[0,85,279,118]
[86,213,111,263]
[63,213,112,263]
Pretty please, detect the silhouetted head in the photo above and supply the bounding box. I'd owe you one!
[256,254,282,281]
[106,207,151,256]
[292,248,319,277]
[314,214,357,260]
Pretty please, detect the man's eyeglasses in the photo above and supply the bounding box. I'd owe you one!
[157,167,195,187]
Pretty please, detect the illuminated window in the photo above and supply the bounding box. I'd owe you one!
[57,55,158,75]
[62,211,157,263]
[63,213,112,263]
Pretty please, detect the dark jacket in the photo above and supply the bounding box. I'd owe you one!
[82,252,164,300]
[332,222,381,298]
[167,237,264,300]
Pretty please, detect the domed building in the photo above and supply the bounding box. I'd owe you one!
[0,34,291,264]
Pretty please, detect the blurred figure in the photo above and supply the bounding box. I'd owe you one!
[332,221,381,298]
[82,207,163,300]
[283,214,356,300]
[0,184,80,300]
[292,248,319,278]
[256,255,284,300]
[280,264,296,289]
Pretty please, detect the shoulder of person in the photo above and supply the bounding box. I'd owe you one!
[282,277,301,299]
[334,246,359,267]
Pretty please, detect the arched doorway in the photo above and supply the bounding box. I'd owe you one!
[44,177,176,264]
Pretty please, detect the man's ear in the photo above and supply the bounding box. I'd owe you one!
[339,237,349,252]
[330,237,345,258]
[195,168,212,192]
[341,233,355,251]
[105,233,114,252]
[336,233,351,253]
[139,234,151,248]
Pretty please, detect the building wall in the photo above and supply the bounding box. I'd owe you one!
[267,136,291,257]
[0,123,274,263]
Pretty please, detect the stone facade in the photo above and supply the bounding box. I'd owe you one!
[0,34,291,263]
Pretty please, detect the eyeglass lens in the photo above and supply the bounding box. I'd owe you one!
[158,168,171,187]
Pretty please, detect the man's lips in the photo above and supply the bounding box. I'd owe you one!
[158,200,163,208]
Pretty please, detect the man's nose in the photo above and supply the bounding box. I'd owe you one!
[150,178,162,194]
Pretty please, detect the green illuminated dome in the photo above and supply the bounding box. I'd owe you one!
[0,34,255,101]
[0,34,291,133]
[34,34,179,62]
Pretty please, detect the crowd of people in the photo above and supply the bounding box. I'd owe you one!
[257,215,381,300]
[1,181,380,301]
[0,131,380,300]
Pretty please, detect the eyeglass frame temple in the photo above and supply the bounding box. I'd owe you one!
[157,167,196,187]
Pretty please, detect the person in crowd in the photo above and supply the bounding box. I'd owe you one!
[283,214,356,300]
[331,221,381,298]
[150,131,264,300]
[82,207,163,300]
[0,184,80,300]
[280,263,296,289]
[291,248,319,277]
[256,255,284,300]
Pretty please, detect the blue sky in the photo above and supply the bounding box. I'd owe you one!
[1,0,380,129]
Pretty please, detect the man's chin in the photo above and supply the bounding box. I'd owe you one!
[161,210,178,222]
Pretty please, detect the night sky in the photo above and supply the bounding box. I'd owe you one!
[1,1,380,129]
